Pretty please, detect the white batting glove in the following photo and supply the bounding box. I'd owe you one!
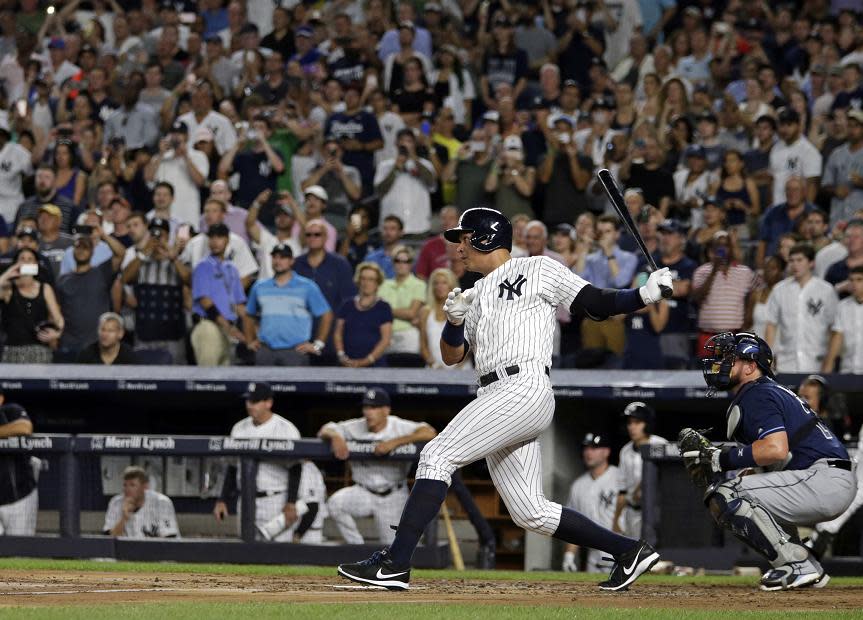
[562,550,577,572]
[639,267,673,304]
[443,287,475,326]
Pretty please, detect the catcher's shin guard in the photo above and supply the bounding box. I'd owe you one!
[706,481,808,566]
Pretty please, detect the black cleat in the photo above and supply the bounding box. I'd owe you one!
[476,541,496,570]
[598,540,660,592]
[337,548,411,591]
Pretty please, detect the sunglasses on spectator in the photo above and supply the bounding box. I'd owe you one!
[305,232,323,237]
[394,257,412,263]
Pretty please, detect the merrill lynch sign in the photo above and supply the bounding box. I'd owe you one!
[89,436,176,451]
[210,438,296,452]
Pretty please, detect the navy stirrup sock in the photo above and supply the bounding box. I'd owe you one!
[554,507,634,557]
[388,479,449,567]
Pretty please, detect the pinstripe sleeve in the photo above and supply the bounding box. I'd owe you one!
[539,257,588,308]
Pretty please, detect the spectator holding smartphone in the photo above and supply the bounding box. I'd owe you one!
[0,247,64,363]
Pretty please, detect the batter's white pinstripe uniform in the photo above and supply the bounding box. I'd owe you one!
[103,489,180,538]
[567,466,620,572]
[617,435,667,538]
[323,416,425,544]
[418,256,587,535]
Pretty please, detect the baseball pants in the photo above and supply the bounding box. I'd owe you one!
[0,489,38,536]
[818,461,863,535]
[417,367,563,536]
[239,492,322,543]
[327,484,409,544]
[622,506,642,539]
[727,460,857,528]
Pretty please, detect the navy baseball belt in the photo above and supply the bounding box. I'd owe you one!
[256,489,286,498]
[827,459,852,471]
[479,365,550,388]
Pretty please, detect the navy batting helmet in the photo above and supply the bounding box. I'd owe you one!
[622,401,655,434]
[702,331,774,392]
[444,207,512,252]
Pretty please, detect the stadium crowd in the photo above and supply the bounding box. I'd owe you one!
[0,0,861,374]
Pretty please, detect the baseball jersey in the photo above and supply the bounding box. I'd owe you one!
[464,256,587,377]
[567,465,620,569]
[320,415,426,492]
[832,296,863,373]
[765,275,838,372]
[726,377,848,470]
[617,435,668,506]
[103,489,179,538]
[230,413,301,492]
[769,136,822,205]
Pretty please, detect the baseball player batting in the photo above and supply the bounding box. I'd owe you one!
[338,207,672,591]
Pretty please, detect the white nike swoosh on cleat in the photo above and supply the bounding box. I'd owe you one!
[376,568,409,579]
[622,549,643,576]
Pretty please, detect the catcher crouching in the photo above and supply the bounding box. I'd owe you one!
[679,332,856,591]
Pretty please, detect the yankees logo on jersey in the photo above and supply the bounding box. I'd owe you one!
[464,256,586,376]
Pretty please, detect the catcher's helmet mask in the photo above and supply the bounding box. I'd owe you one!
[444,207,513,253]
[701,331,774,394]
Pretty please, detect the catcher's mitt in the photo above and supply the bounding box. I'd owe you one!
[678,427,716,490]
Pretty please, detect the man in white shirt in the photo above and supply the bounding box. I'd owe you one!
[318,388,436,544]
[601,0,643,72]
[144,121,209,226]
[822,265,863,373]
[44,37,81,92]
[374,129,436,235]
[103,466,179,538]
[0,120,33,226]
[769,107,823,205]
[765,243,839,372]
[177,79,238,156]
[213,382,322,542]
[182,197,258,287]
[246,199,301,281]
[562,434,620,573]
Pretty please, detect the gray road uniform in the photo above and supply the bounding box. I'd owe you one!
[567,466,620,572]
[617,435,668,538]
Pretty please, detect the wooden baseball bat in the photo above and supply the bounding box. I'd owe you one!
[440,504,465,571]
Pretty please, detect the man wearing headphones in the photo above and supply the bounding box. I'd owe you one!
[612,402,668,538]
[681,332,856,591]
[798,375,833,430]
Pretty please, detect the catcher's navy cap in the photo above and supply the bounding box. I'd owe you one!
[582,433,611,448]
[243,382,273,401]
[362,387,390,407]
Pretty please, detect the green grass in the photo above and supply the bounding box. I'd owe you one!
[1,557,863,588]
[0,604,860,620]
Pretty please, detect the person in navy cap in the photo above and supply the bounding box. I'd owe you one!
[318,387,436,545]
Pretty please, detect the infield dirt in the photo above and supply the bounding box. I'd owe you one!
[0,569,861,610]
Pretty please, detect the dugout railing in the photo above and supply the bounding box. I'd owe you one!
[0,434,449,567]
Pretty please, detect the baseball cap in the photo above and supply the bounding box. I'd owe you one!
[482,110,500,123]
[304,185,328,202]
[554,223,575,237]
[205,33,222,44]
[193,126,214,144]
[548,112,575,128]
[622,401,654,422]
[424,2,442,11]
[148,217,170,233]
[16,226,38,239]
[398,19,416,31]
[239,23,258,35]
[697,110,718,123]
[296,26,314,38]
[206,222,230,237]
[503,135,523,151]
[829,64,844,76]
[39,204,62,218]
[848,109,863,124]
[270,242,293,257]
[79,44,97,56]
[170,120,189,134]
[582,432,611,448]
[658,218,687,234]
[243,381,273,401]
[777,107,801,124]
[362,387,390,407]
[562,79,581,90]
[684,144,707,159]
[684,6,702,17]
[591,97,615,111]
[48,37,65,50]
